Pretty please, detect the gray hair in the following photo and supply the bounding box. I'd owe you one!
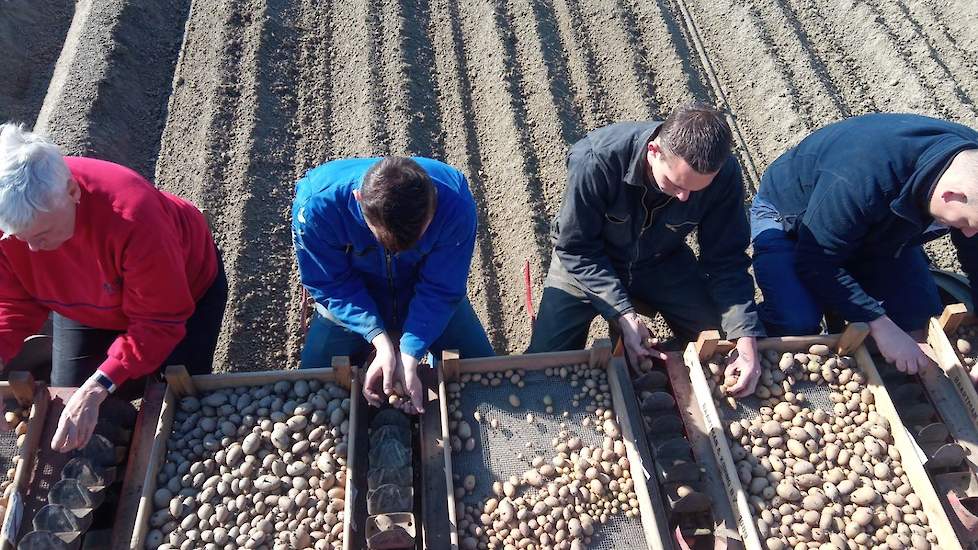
[0,123,71,235]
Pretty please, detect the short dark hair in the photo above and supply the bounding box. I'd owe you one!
[359,156,437,252]
[658,102,733,174]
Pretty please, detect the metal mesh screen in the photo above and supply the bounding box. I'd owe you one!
[0,399,26,487]
[452,368,648,549]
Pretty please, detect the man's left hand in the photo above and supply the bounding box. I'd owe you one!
[725,337,761,398]
[399,354,425,415]
[51,376,108,453]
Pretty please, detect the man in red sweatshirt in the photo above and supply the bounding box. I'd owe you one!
[0,123,227,452]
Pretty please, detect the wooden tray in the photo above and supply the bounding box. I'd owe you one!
[0,373,49,550]
[123,362,358,550]
[928,304,978,436]
[430,342,670,550]
[684,325,963,550]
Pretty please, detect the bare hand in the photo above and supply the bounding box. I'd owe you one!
[619,312,666,372]
[725,338,761,397]
[52,377,107,453]
[870,316,936,375]
[399,354,425,415]
[363,333,398,407]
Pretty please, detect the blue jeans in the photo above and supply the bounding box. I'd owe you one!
[300,296,494,368]
[752,228,941,335]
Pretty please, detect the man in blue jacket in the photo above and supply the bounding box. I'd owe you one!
[292,156,493,414]
[752,113,978,376]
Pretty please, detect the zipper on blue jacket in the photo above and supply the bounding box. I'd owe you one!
[385,250,399,326]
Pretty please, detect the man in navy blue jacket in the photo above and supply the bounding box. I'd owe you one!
[752,113,978,376]
[292,156,493,413]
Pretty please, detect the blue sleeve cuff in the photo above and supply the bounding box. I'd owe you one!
[399,333,428,361]
[364,327,384,344]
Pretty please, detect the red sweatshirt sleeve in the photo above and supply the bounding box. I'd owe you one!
[100,223,195,385]
[0,252,49,364]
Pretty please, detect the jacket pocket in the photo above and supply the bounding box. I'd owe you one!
[603,213,633,247]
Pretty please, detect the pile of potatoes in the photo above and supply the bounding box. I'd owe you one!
[144,380,350,550]
[705,346,937,550]
[447,364,638,550]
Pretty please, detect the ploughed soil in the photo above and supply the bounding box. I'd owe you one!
[10,0,978,370]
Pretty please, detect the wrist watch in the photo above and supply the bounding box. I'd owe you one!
[90,371,117,394]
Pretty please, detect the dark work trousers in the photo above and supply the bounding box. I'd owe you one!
[50,250,228,399]
[527,249,721,353]
[752,228,942,336]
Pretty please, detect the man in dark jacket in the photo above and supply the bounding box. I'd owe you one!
[293,157,493,414]
[528,103,765,397]
[751,113,978,377]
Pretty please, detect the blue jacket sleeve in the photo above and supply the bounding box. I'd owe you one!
[293,200,385,343]
[794,175,887,322]
[399,200,477,359]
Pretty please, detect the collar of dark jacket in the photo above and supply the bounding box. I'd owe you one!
[623,122,663,188]
[890,142,978,229]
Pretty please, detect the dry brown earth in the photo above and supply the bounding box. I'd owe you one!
[7,0,978,370]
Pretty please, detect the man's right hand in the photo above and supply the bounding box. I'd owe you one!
[619,312,667,372]
[869,315,936,375]
[363,332,398,407]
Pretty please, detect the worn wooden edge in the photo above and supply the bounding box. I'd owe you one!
[683,343,764,549]
[455,349,594,375]
[662,353,744,550]
[5,373,35,407]
[694,332,845,360]
[929,317,978,428]
[112,382,165,549]
[854,346,963,550]
[436,366,460,550]
[342,367,359,550]
[939,304,971,335]
[418,364,453,550]
[130,384,177,549]
[0,383,48,550]
[606,356,669,550]
[130,367,351,548]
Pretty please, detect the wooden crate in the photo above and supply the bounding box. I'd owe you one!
[0,373,49,550]
[125,362,358,550]
[928,304,978,435]
[433,342,671,550]
[684,325,963,550]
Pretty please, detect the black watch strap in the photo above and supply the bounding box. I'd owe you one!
[93,372,117,394]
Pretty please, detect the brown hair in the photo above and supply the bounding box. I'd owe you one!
[658,102,733,174]
[359,156,437,252]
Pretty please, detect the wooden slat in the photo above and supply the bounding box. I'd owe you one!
[129,385,176,549]
[437,366,460,550]
[456,349,591,374]
[420,366,456,550]
[663,353,744,549]
[854,347,963,549]
[179,367,338,394]
[112,383,165,549]
[342,368,359,550]
[607,357,669,550]
[683,342,764,549]
[5,373,34,407]
[694,330,721,362]
[163,365,196,396]
[332,356,352,391]
[0,384,49,550]
[939,303,971,335]
[928,317,978,429]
